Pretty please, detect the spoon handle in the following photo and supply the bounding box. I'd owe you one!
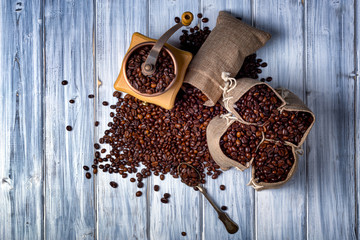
[197,186,239,234]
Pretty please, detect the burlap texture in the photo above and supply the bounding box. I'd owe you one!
[247,142,298,191]
[206,115,264,171]
[184,11,271,106]
[223,78,286,124]
[276,88,316,148]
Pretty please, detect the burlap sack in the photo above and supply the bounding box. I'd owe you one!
[275,88,316,148]
[206,115,264,171]
[247,141,298,191]
[184,11,271,106]
[220,77,286,125]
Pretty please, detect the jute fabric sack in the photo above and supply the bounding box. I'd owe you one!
[184,11,271,106]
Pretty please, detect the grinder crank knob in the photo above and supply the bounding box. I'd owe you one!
[181,12,193,26]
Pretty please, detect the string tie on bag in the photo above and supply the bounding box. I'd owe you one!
[295,145,304,155]
[219,72,238,125]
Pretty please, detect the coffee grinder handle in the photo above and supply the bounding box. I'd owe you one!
[141,12,193,76]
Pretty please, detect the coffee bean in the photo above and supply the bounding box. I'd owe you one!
[95,121,99,126]
[88,94,94,98]
[181,232,187,236]
[220,185,226,191]
[174,17,180,23]
[103,101,109,106]
[160,174,165,181]
[137,182,144,188]
[154,185,160,191]
[66,125,72,131]
[69,99,75,104]
[221,206,228,211]
[197,13,203,18]
[110,181,118,188]
[161,198,168,204]
[266,77,272,82]
[61,80,68,85]
[136,191,142,197]
[164,193,170,199]
[85,172,91,179]
[130,178,136,183]
[83,165,90,171]
[94,143,100,149]
[202,17,209,23]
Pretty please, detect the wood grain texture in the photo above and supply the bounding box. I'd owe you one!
[0,0,44,239]
[356,0,360,238]
[44,0,95,239]
[95,1,148,239]
[306,0,356,239]
[200,1,255,240]
[254,1,307,239]
[147,1,202,239]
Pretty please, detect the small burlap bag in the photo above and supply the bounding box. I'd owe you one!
[247,141,299,191]
[275,88,315,148]
[219,75,286,125]
[184,11,271,106]
[206,115,264,171]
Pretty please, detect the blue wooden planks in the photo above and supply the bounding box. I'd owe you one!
[44,0,96,239]
[0,0,44,239]
[254,1,307,239]
[95,1,148,239]
[306,0,356,239]
[356,0,360,238]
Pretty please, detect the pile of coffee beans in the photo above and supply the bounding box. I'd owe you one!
[252,141,294,183]
[234,84,283,125]
[87,85,224,194]
[263,110,314,145]
[126,44,175,94]
[178,163,202,187]
[236,54,269,80]
[220,122,263,165]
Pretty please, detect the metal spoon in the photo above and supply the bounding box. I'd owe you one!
[177,163,239,234]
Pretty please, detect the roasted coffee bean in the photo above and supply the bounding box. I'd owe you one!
[179,19,212,55]
[85,172,91,179]
[69,99,75,104]
[234,84,282,125]
[95,121,100,126]
[102,101,109,106]
[83,165,90,171]
[94,143,100,149]
[137,182,144,188]
[88,94,94,98]
[130,178,136,182]
[160,174,165,181]
[61,80,68,85]
[181,232,187,236]
[66,125,73,131]
[161,198,168,204]
[179,164,201,187]
[266,77,272,82]
[221,206,228,211]
[154,185,160,191]
[110,181,118,188]
[263,110,313,145]
[220,121,262,165]
[126,44,175,94]
[202,17,209,23]
[174,17,180,23]
[220,185,226,191]
[253,141,294,183]
[197,13,203,18]
[136,191,142,197]
[164,193,171,199]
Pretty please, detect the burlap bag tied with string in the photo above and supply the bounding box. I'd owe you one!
[206,116,264,171]
[247,141,299,191]
[184,11,271,106]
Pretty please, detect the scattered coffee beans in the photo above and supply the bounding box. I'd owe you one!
[130,178,136,183]
[161,198,169,204]
[253,141,294,183]
[220,185,226,191]
[197,13,202,18]
[83,165,90,171]
[164,193,171,199]
[181,232,187,236]
[179,164,202,187]
[220,121,263,165]
[174,17,180,23]
[110,181,118,188]
[69,99,75,104]
[102,101,109,106]
[95,121,100,126]
[88,94,94,98]
[263,110,314,145]
[154,185,160,191]
[126,44,175,94]
[66,125,73,131]
[85,172,91,179]
[236,54,268,80]
[136,191,142,197]
[234,84,282,125]
[61,80,68,85]
[137,182,144,188]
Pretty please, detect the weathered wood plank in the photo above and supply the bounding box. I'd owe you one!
[0,0,44,239]
[254,1,306,239]
[95,1,148,239]
[355,0,360,238]
[44,0,96,239]
[147,1,201,240]
[306,0,356,239]
[200,1,254,240]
